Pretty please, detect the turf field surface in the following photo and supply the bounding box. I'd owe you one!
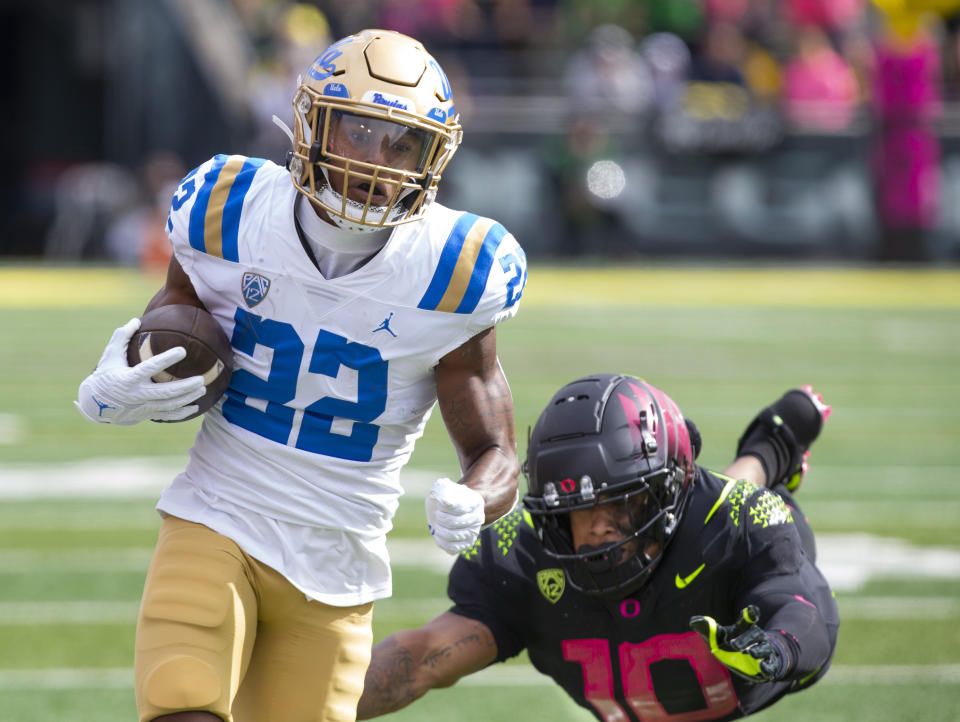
[1,264,958,721]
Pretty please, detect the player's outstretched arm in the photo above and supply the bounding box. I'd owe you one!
[356,612,498,719]
[690,605,790,682]
[430,327,519,554]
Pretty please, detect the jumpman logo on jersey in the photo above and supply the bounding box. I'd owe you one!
[373,312,398,337]
[91,395,116,417]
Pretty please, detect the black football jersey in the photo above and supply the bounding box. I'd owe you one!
[448,468,839,721]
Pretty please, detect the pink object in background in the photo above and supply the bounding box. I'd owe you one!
[783,29,859,130]
[786,0,865,30]
[872,31,942,230]
[705,0,750,22]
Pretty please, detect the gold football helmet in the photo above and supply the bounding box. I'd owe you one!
[287,29,462,232]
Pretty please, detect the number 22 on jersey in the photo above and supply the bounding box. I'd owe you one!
[222,307,388,462]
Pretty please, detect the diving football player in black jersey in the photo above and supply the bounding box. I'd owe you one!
[358,375,838,721]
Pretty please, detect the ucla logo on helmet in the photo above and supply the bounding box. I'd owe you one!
[537,568,566,604]
[428,58,453,101]
[323,82,350,98]
[307,38,354,81]
[242,272,271,307]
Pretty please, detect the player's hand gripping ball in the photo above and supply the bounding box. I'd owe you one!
[126,304,234,420]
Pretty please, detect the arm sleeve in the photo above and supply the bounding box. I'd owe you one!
[734,489,840,683]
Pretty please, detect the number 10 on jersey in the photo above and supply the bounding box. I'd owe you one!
[563,633,738,721]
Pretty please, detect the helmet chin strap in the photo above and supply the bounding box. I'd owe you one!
[272,114,295,145]
[315,166,413,234]
[579,544,625,573]
[296,195,390,254]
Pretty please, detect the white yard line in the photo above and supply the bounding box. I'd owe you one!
[0,548,154,573]
[821,664,960,685]
[0,664,958,691]
[815,533,960,591]
[0,541,454,575]
[0,595,957,626]
[0,601,140,624]
[836,596,960,619]
[0,458,183,498]
[0,668,132,690]
[0,458,438,499]
[2,532,959,595]
[2,459,960,594]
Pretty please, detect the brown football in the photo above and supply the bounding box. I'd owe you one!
[126,304,234,421]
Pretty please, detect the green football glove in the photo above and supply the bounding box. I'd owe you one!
[689,605,787,682]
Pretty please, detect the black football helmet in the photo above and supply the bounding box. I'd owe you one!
[523,374,696,598]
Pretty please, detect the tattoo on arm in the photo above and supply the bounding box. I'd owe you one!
[357,621,498,719]
[357,638,421,718]
[422,631,485,669]
[423,646,452,669]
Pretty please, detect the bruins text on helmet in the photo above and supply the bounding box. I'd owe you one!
[285,29,462,232]
[523,373,696,598]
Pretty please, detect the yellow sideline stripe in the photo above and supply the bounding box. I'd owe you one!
[523,267,960,308]
[0,265,958,308]
[0,267,163,308]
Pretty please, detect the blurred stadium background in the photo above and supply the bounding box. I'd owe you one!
[7,0,960,263]
[2,1,959,721]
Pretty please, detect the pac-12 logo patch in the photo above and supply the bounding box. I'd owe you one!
[242,272,271,307]
[537,568,565,604]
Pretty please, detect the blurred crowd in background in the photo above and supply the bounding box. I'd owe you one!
[4,0,960,266]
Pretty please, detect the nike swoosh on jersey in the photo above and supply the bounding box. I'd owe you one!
[675,563,706,589]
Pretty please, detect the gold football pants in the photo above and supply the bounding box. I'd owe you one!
[135,516,373,722]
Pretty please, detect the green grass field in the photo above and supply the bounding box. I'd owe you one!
[1,264,958,721]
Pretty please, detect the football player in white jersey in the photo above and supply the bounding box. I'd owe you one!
[75,29,527,722]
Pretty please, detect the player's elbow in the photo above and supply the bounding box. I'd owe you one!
[355,633,450,718]
[356,670,429,719]
[356,687,424,720]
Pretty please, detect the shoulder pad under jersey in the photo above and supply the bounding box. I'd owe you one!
[702,475,794,531]
[166,154,270,263]
[416,211,527,326]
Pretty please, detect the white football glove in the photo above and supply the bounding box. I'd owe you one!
[75,318,206,426]
[425,477,486,555]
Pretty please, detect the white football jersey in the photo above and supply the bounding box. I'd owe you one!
[156,154,527,605]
